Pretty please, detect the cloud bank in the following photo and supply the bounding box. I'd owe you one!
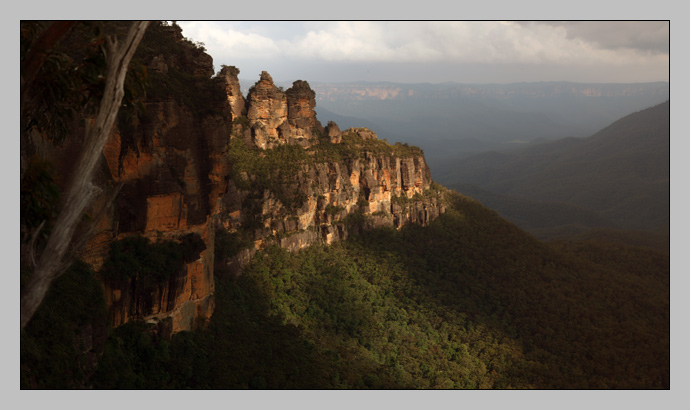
[177,21,669,84]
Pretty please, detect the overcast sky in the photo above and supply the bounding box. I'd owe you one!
[177,21,669,85]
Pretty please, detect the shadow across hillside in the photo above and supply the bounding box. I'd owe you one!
[449,183,670,252]
[434,101,669,256]
[386,195,669,388]
[85,194,669,389]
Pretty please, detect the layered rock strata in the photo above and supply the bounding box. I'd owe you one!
[27,25,445,335]
[219,125,446,274]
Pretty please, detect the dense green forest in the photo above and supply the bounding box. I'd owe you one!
[21,192,669,389]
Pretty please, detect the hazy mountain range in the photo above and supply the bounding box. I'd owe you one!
[297,80,668,169]
[442,101,670,244]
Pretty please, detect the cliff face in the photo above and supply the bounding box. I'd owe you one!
[86,73,227,333]
[26,24,445,335]
[218,71,445,272]
[221,127,444,254]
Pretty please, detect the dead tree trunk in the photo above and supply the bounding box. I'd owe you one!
[21,21,150,329]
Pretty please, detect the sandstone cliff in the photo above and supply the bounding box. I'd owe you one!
[245,71,324,149]
[22,22,446,336]
[84,28,229,334]
[220,126,445,268]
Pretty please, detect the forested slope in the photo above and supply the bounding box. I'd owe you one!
[23,192,668,389]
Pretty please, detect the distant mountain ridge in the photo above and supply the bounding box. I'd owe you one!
[309,81,669,101]
[443,101,670,234]
[291,80,669,168]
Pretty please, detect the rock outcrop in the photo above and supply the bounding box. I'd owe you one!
[246,71,289,149]
[75,25,230,334]
[245,72,325,149]
[285,79,324,146]
[24,23,446,336]
[220,65,246,120]
[325,121,342,143]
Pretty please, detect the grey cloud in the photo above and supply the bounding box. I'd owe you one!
[181,21,669,84]
[533,21,669,54]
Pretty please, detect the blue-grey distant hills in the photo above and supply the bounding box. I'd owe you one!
[440,101,670,244]
[306,81,669,170]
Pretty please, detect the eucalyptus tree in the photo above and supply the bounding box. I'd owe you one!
[20,21,150,329]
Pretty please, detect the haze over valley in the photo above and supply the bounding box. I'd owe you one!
[442,101,670,245]
[308,80,669,168]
